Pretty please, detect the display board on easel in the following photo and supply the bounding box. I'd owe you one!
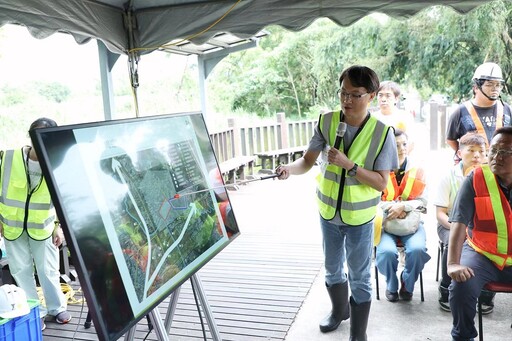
[30,112,240,341]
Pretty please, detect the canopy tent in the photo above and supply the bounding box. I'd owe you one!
[0,1,493,56]
[0,0,495,118]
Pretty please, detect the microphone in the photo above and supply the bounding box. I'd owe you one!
[333,122,347,150]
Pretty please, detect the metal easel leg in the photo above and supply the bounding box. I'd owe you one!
[125,308,169,341]
[149,308,170,341]
[164,286,181,332]
[190,273,221,341]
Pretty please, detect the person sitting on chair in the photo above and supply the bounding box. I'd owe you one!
[433,132,495,313]
[375,129,431,302]
[447,126,512,341]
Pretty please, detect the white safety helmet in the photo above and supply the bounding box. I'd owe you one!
[472,62,504,82]
[0,284,30,319]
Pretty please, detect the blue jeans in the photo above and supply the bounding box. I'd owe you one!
[375,223,431,293]
[320,216,373,304]
[450,243,512,341]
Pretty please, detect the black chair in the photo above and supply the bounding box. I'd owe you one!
[436,240,444,282]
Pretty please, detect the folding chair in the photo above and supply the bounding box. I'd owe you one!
[436,240,444,282]
[477,281,512,341]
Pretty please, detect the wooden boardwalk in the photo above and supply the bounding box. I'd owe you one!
[42,235,323,341]
[40,166,324,340]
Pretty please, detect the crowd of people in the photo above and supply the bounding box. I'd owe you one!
[0,62,510,340]
[277,62,512,341]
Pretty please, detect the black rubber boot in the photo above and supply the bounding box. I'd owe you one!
[349,296,371,341]
[319,281,350,333]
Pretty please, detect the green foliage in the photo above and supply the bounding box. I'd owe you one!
[209,1,512,117]
[0,85,28,105]
[36,81,71,103]
[2,2,512,127]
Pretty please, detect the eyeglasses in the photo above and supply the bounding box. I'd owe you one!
[482,82,504,90]
[337,89,369,101]
[489,148,512,157]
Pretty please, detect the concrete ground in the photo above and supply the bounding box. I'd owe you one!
[285,238,512,341]
[228,125,512,341]
[278,147,512,341]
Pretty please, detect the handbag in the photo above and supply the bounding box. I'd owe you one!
[381,202,423,236]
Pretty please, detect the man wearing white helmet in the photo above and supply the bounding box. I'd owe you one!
[446,62,511,155]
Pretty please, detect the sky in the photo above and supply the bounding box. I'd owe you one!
[0,24,204,149]
[0,24,195,94]
[0,25,100,91]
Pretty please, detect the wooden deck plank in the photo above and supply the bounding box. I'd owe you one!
[42,221,323,341]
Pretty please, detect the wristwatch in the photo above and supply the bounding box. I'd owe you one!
[347,163,358,177]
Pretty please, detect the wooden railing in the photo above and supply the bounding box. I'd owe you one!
[209,112,317,163]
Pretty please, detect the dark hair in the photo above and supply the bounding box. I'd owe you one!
[492,126,512,138]
[394,128,407,139]
[29,117,58,132]
[378,81,401,97]
[339,65,380,93]
[459,132,486,149]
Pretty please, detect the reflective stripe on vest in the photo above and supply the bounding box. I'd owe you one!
[462,101,503,147]
[467,165,512,269]
[0,149,55,241]
[383,172,398,201]
[381,167,425,201]
[316,111,389,225]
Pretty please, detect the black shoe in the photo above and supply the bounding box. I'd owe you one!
[385,290,399,302]
[478,290,495,315]
[439,299,450,312]
[399,271,413,301]
[438,286,450,312]
[478,303,494,315]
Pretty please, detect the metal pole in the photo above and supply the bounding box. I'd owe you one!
[164,286,181,332]
[190,274,221,341]
[149,308,170,341]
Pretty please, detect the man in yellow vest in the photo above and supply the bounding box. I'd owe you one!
[0,118,71,329]
[448,126,512,341]
[277,65,398,341]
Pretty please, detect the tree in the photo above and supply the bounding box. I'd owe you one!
[36,81,71,103]
[208,1,512,117]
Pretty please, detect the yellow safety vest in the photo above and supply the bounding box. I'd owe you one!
[317,111,390,225]
[0,148,55,241]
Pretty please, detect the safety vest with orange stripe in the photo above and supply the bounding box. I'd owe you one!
[382,166,426,202]
[462,101,505,147]
[467,165,512,269]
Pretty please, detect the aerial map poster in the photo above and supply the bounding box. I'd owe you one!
[30,112,240,341]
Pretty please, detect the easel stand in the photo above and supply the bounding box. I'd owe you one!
[124,273,221,341]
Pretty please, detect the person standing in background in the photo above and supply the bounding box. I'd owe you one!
[373,81,415,133]
[446,62,512,162]
[0,118,71,330]
[277,65,398,341]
